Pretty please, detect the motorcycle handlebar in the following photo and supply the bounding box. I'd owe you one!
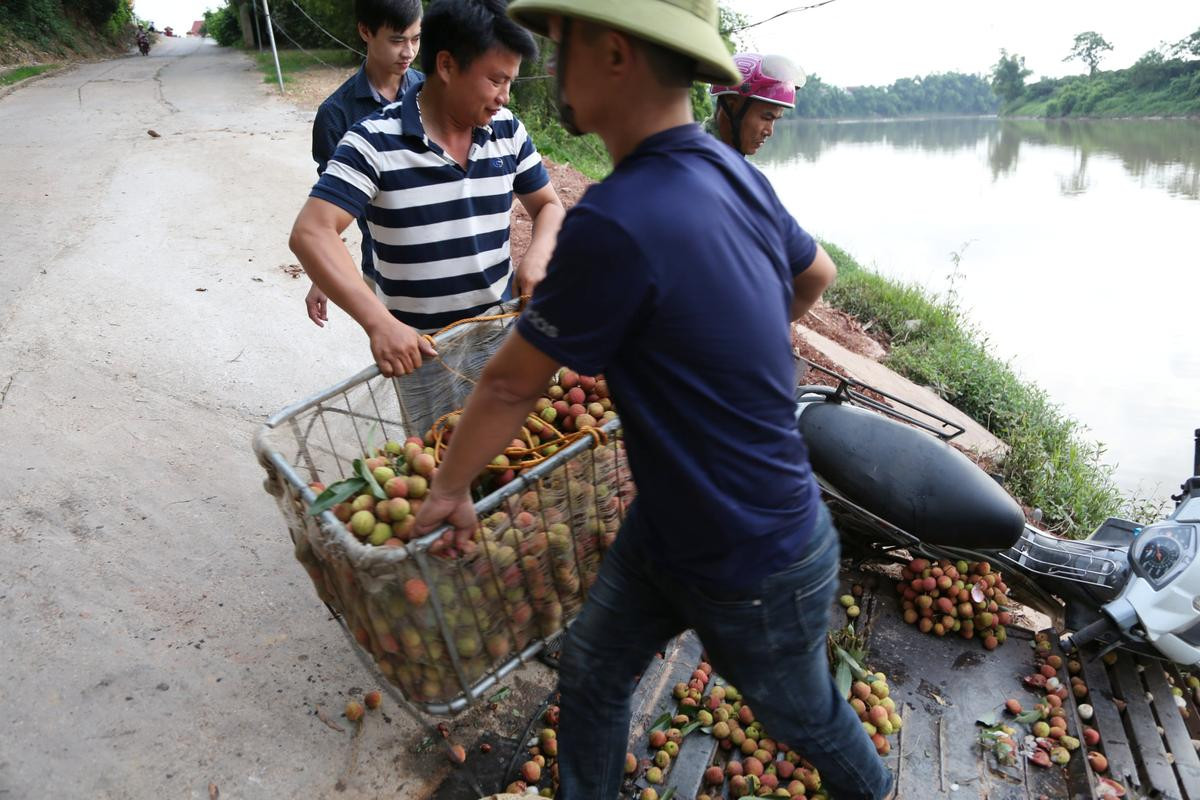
[1193,428,1199,477]
[1059,615,1115,653]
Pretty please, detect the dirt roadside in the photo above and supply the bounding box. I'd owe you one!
[0,41,556,800]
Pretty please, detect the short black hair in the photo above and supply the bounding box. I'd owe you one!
[420,0,538,75]
[354,0,422,35]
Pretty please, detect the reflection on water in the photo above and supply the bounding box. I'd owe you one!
[758,117,1200,201]
[755,116,1200,496]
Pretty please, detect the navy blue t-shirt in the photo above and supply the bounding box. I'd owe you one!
[517,123,821,588]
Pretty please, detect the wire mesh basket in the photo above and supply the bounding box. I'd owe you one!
[253,310,635,715]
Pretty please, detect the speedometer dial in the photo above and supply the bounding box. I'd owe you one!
[1137,537,1181,581]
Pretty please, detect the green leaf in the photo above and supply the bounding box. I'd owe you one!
[836,660,853,700]
[648,712,673,733]
[660,789,676,800]
[1014,709,1044,724]
[680,720,704,738]
[308,477,367,516]
[489,687,511,703]
[355,458,388,500]
[833,643,869,680]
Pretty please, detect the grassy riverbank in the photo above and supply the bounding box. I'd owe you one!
[821,243,1128,538]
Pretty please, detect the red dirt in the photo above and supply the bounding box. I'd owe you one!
[509,159,593,266]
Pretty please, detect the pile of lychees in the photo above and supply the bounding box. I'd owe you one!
[895,557,1012,649]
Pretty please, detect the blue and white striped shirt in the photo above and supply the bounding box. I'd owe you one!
[311,79,550,331]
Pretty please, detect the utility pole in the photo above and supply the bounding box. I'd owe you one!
[250,0,265,51]
[259,0,285,93]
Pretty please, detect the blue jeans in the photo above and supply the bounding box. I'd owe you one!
[556,502,894,800]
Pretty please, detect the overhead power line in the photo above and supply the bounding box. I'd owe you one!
[730,0,840,33]
[287,0,366,58]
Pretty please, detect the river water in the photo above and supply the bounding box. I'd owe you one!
[756,116,1200,499]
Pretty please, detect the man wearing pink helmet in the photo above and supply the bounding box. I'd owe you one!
[708,52,805,156]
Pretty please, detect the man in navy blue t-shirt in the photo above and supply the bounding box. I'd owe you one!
[414,1,894,798]
[302,0,423,327]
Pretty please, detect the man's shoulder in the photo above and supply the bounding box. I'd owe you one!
[345,102,406,140]
[317,69,363,115]
[487,107,528,140]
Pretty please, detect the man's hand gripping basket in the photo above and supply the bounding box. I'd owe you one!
[253,309,633,715]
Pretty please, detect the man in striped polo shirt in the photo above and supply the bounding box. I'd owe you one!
[289,0,564,378]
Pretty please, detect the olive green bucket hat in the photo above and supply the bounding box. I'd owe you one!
[507,0,741,86]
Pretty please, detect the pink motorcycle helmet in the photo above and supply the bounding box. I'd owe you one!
[710,53,807,109]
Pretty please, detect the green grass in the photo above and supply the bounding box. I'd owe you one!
[0,63,58,86]
[821,242,1130,538]
[253,48,360,85]
[518,106,612,182]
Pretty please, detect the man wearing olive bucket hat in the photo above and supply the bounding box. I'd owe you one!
[413,1,890,797]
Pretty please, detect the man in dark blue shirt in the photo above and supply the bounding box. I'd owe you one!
[414,1,894,798]
[303,0,423,327]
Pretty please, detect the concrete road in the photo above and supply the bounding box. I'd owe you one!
[0,37,546,799]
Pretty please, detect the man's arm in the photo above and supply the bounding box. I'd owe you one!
[791,244,837,321]
[289,197,434,375]
[413,331,561,544]
[513,183,565,297]
[304,103,348,326]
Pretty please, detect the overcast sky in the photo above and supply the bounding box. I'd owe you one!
[138,0,1196,87]
[733,0,1198,86]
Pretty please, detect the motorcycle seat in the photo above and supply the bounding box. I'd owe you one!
[798,401,1026,549]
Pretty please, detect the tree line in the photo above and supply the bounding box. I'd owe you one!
[790,71,998,118]
[992,27,1200,118]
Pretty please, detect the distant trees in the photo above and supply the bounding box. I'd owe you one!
[991,50,1032,104]
[790,71,998,118]
[1064,31,1114,78]
[995,25,1200,118]
[1170,27,1200,59]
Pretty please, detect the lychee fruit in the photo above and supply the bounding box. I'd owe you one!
[1088,751,1109,772]
[624,752,637,774]
[521,761,541,782]
[344,700,364,722]
[646,766,663,784]
[704,765,724,785]
[364,690,382,710]
[649,729,667,748]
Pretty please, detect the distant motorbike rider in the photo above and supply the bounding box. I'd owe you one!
[136,26,150,55]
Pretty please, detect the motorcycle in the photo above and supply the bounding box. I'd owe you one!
[794,372,1200,666]
[137,35,150,56]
